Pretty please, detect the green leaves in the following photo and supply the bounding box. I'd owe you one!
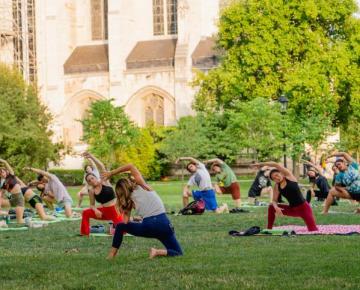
[192,0,360,159]
[0,64,59,175]
[81,100,140,167]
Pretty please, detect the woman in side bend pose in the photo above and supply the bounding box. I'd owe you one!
[252,161,318,231]
[0,167,25,224]
[79,152,123,236]
[323,152,360,214]
[24,167,73,218]
[0,159,54,221]
[204,158,242,209]
[77,157,100,208]
[102,164,183,259]
[176,157,228,213]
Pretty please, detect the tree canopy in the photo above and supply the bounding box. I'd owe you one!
[0,64,60,174]
[193,0,360,159]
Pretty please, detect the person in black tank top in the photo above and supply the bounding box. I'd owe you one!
[252,162,318,231]
[0,159,54,222]
[80,152,123,236]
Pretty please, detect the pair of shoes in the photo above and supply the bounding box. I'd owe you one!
[229,226,261,236]
[90,224,105,233]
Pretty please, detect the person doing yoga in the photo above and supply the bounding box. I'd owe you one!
[0,168,25,224]
[252,162,318,231]
[176,157,228,213]
[80,152,123,236]
[323,152,360,214]
[24,167,73,218]
[0,159,54,221]
[102,164,183,259]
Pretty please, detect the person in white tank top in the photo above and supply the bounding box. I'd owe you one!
[102,164,183,260]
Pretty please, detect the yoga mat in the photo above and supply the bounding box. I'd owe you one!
[274,225,360,235]
[31,219,62,224]
[90,233,133,237]
[56,217,81,221]
[72,208,84,211]
[0,226,28,231]
[90,233,112,237]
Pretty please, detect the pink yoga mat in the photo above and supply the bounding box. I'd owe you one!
[274,225,360,235]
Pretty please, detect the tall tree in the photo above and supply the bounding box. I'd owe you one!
[0,64,60,174]
[193,0,360,161]
[81,100,140,167]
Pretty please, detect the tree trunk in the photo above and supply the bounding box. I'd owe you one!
[292,157,300,179]
[181,163,184,181]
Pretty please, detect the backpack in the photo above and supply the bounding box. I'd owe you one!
[178,200,205,215]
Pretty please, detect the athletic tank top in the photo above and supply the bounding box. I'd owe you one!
[278,178,305,207]
[94,185,115,204]
[131,186,165,218]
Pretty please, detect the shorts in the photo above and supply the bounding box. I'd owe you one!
[219,182,241,200]
[29,195,43,208]
[57,198,73,209]
[10,193,25,207]
[192,189,218,211]
[349,192,360,201]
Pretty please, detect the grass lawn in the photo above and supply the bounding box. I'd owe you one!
[1,180,360,290]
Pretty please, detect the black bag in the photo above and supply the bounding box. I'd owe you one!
[178,200,205,215]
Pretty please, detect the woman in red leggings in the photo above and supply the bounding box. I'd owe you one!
[80,152,123,236]
[253,162,318,231]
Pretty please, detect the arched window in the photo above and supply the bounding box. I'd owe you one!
[144,94,164,125]
[153,0,177,36]
[91,0,108,40]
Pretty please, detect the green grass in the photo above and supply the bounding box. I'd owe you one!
[1,180,360,290]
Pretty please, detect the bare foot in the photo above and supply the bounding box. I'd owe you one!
[354,208,360,214]
[44,215,56,221]
[149,248,157,259]
[107,248,118,260]
[321,211,328,215]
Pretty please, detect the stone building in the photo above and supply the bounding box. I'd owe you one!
[37,0,224,167]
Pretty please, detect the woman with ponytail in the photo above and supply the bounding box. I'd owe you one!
[102,164,183,259]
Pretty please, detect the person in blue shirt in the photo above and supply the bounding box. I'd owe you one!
[322,152,360,214]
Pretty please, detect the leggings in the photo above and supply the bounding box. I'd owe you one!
[306,190,337,204]
[80,205,123,236]
[267,202,318,231]
[112,213,183,257]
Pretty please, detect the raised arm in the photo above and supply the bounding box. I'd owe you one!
[328,152,354,163]
[24,167,52,179]
[252,162,295,180]
[82,152,106,173]
[301,160,323,176]
[0,158,14,175]
[86,157,98,172]
[101,164,151,191]
[175,157,201,165]
[203,158,224,165]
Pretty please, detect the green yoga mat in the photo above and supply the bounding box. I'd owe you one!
[90,233,112,237]
[0,226,28,231]
[31,219,62,224]
[71,208,84,211]
[90,233,134,237]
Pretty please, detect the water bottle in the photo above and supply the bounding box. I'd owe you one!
[5,215,10,224]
